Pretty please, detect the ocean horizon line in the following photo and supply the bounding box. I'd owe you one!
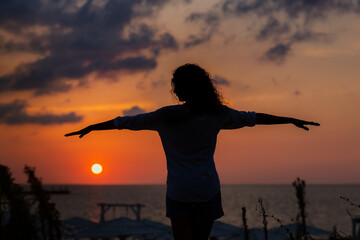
[32,183,360,186]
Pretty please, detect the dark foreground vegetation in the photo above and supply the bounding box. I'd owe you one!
[0,164,358,240]
[241,178,355,240]
[0,164,61,240]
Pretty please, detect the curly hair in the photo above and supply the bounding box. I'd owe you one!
[171,63,224,111]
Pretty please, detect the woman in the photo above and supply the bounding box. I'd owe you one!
[65,63,319,240]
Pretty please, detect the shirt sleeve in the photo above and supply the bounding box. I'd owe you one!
[220,106,256,129]
[113,109,161,131]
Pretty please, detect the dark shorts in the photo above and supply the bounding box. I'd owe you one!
[166,191,224,221]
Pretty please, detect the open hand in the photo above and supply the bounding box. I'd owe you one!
[292,119,320,131]
[65,126,92,138]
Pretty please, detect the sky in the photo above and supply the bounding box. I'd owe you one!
[1,0,360,185]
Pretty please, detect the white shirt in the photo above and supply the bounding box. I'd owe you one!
[113,104,256,202]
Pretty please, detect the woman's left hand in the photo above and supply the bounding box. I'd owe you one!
[292,119,320,131]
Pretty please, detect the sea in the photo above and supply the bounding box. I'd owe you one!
[48,184,360,235]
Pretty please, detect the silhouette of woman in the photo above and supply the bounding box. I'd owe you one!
[65,63,319,240]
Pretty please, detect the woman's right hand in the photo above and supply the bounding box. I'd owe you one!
[291,119,320,131]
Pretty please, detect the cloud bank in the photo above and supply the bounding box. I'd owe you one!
[0,100,83,125]
[0,0,178,95]
[122,106,146,116]
[1,0,359,99]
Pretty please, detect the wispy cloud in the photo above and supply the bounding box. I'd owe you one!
[0,100,83,125]
[214,75,231,86]
[256,16,290,41]
[185,0,360,63]
[263,43,292,64]
[184,12,220,48]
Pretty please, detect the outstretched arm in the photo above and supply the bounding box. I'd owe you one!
[256,113,320,131]
[65,120,115,138]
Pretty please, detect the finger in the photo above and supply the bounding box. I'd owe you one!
[296,124,309,131]
[65,132,79,137]
[304,121,319,126]
[79,132,88,138]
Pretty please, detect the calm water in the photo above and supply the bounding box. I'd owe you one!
[49,185,360,235]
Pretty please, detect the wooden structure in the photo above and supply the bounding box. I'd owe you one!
[353,216,360,240]
[97,203,145,223]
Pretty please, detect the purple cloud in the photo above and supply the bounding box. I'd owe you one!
[0,100,83,125]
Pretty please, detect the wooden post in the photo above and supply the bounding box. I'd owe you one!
[136,204,141,221]
[99,204,105,223]
[353,216,360,240]
[97,203,145,222]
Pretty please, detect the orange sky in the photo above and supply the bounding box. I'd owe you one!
[1,0,360,184]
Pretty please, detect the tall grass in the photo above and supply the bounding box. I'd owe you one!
[0,164,62,240]
[293,178,309,240]
[242,207,250,240]
[252,178,354,240]
[0,165,38,240]
[258,197,269,240]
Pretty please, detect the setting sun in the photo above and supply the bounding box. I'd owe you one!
[91,164,103,175]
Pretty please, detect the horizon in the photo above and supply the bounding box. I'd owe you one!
[17,179,360,186]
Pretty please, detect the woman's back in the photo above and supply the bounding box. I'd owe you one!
[113,103,256,202]
[157,104,223,202]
